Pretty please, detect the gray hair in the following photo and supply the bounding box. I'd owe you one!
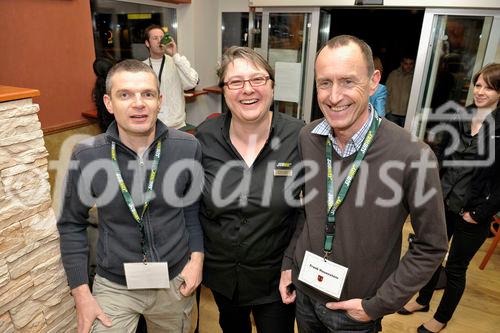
[217,46,274,88]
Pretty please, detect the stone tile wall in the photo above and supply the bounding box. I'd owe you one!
[0,98,76,332]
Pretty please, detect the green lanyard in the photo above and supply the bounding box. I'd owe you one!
[324,112,381,258]
[111,140,161,262]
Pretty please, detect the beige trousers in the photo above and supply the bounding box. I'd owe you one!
[91,274,194,333]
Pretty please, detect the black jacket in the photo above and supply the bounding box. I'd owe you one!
[58,121,204,288]
[436,105,500,224]
[195,111,305,305]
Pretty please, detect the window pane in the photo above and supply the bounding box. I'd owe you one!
[221,12,262,52]
[90,0,177,61]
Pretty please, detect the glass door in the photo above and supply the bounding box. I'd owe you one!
[407,9,500,143]
[257,8,320,121]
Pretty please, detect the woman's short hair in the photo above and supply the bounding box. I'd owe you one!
[217,46,274,88]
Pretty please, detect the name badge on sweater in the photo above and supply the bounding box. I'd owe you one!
[124,262,170,289]
[298,251,348,299]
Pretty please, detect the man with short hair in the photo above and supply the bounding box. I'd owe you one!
[58,59,204,333]
[385,55,415,127]
[143,24,199,129]
[279,35,447,332]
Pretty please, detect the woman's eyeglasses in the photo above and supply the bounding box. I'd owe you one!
[223,76,270,90]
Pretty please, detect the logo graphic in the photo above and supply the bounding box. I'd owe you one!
[413,101,495,167]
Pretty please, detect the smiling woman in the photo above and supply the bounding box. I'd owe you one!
[399,63,500,333]
[195,46,305,333]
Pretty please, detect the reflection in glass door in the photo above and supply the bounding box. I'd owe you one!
[269,13,308,118]
[258,8,320,121]
[408,9,498,144]
[221,12,262,52]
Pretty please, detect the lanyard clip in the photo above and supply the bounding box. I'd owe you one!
[323,251,331,262]
[143,254,148,265]
[325,222,336,234]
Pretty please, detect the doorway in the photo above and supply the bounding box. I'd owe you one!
[311,8,425,121]
[409,9,499,142]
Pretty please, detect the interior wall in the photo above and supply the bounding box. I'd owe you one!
[0,0,96,131]
[220,0,250,13]
[179,1,222,126]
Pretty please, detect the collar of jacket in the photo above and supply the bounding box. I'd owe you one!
[104,119,169,147]
[494,106,500,131]
[220,108,279,143]
[468,104,500,132]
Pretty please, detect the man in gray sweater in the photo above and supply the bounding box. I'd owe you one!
[57,59,204,333]
[279,35,447,332]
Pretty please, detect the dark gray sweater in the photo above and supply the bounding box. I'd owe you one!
[57,121,203,289]
[285,118,448,319]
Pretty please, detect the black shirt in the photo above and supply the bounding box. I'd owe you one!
[441,114,480,213]
[196,111,304,305]
[439,107,498,216]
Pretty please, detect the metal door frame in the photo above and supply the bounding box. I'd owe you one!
[407,8,500,135]
[260,7,320,122]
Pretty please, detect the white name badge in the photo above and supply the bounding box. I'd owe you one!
[298,251,348,299]
[124,262,170,290]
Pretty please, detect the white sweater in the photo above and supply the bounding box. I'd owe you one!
[144,54,199,129]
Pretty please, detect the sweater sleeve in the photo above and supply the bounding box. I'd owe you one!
[281,130,307,270]
[57,154,94,289]
[281,206,305,271]
[172,53,199,90]
[362,146,448,319]
[183,140,204,253]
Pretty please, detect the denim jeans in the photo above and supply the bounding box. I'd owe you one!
[415,209,490,323]
[295,290,380,333]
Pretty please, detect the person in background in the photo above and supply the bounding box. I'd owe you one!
[279,35,448,333]
[369,56,387,117]
[92,57,115,132]
[143,24,199,130]
[398,63,500,333]
[196,46,304,333]
[58,59,204,333]
[386,55,415,127]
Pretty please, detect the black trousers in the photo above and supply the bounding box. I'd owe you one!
[211,289,295,333]
[416,209,490,323]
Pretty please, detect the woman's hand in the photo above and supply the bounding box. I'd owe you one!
[462,212,478,224]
